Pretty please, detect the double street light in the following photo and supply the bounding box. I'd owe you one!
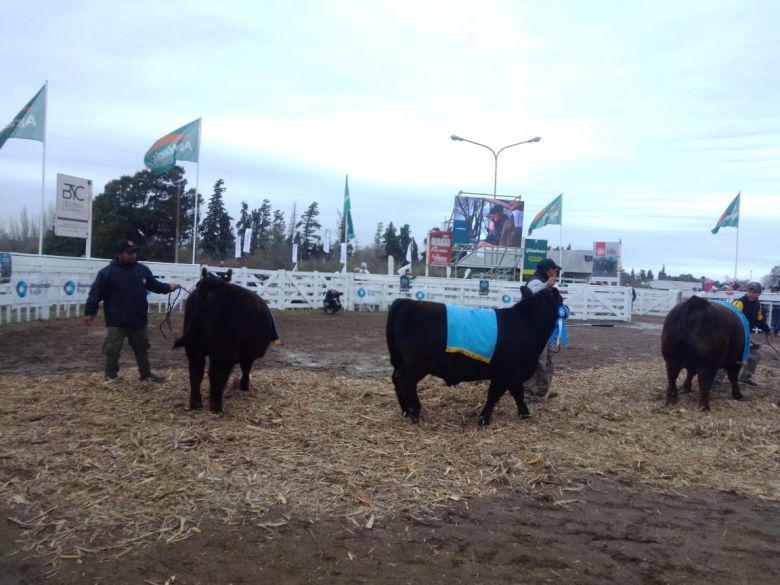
[450,134,541,196]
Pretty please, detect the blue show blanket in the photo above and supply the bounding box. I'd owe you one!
[445,304,498,363]
[712,300,750,363]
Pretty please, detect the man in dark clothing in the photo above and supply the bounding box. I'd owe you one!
[524,258,562,400]
[323,289,343,314]
[85,239,180,384]
[731,282,776,387]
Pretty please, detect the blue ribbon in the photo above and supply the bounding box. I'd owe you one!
[550,304,570,346]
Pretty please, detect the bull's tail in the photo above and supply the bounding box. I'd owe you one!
[386,299,404,369]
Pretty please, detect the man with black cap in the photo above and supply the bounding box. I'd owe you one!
[85,239,180,384]
[524,257,562,399]
[730,282,775,387]
[482,204,512,246]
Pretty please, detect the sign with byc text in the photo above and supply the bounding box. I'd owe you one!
[55,173,92,238]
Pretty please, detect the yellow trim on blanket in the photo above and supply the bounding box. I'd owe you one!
[445,347,491,363]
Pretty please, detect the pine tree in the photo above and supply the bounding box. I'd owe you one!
[199,179,234,259]
[295,202,322,259]
[252,199,273,250]
[271,210,286,245]
[382,222,403,261]
[398,224,413,263]
[373,223,384,248]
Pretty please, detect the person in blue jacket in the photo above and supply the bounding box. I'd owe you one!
[85,239,180,384]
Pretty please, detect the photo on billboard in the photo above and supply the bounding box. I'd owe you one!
[452,195,524,248]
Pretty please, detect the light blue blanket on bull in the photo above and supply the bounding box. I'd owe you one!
[712,300,750,363]
[445,304,497,363]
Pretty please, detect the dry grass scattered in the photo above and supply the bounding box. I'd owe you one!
[1,361,778,565]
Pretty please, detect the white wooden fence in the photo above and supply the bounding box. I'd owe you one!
[15,252,778,325]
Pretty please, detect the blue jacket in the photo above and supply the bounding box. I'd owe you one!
[85,259,170,328]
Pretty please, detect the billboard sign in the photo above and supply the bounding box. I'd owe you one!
[452,194,524,248]
[55,173,92,238]
[427,230,452,267]
[592,241,620,278]
[522,238,548,279]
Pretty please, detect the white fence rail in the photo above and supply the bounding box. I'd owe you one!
[14,252,766,325]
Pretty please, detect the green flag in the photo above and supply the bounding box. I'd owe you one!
[528,194,562,235]
[343,175,355,241]
[711,192,740,234]
[144,118,200,175]
[0,85,46,150]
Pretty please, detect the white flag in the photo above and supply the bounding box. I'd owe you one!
[323,229,331,254]
[292,243,299,264]
[340,242,347,264]
[243,228,252,253]
[405,240,413,263]
[234,235,241,258]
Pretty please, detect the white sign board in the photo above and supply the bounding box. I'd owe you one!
[55,173,92,238]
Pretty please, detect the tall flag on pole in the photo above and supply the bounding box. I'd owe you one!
[711,192,740,234]
[528,194,562,235]
[0,85,46,150]
[343,175,355,241]
[144,118,201,175]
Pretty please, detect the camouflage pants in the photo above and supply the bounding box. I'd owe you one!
[526,344,554,396]
[103,326,151,378]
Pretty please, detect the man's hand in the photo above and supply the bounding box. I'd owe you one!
[546,275,558,287]
[84,315,95,326]
[169,283,181,292]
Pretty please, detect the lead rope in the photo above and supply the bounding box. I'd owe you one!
[159,285,189,341]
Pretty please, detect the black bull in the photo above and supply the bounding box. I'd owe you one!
[661,295,746,411]
[174,270,276,413]
[386,287,562,426]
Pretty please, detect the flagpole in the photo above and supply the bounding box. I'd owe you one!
[734,213,739,281]
[37,81,48,255]
[191,118,202,264]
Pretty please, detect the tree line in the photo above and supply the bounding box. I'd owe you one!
[0,166,422,272]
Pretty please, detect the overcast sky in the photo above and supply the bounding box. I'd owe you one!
[1,0,778,281]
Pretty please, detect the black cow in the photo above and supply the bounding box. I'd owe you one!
[386,287,563,426]
[661,296,745,411]
[174,268,277,413]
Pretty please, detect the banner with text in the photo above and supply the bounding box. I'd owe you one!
[592,241,620,278]
[427,230,453,267]
[522,238,548,279]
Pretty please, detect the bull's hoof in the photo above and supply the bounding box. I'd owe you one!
[518,412,532,419]
[698,404,711,412]
[732,393,744,401]
[478,416,491,427]
[189,402,203,411]
[665,397,678,407]
[209,408,224,416]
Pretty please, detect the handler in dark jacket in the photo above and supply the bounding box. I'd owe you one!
[85,239,180,384]
[731,282,776,387]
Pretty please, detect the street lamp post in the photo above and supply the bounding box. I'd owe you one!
[450,134,541,196]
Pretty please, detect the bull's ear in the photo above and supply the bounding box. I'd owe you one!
[224,269,232,282]
[201,267,208,280]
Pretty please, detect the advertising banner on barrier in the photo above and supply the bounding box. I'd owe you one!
[55,173,92,238]
[353,285,384,304]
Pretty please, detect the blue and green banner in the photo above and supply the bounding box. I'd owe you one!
[0,85,46,150]
[143,118,200,175]
[711,192,740,234]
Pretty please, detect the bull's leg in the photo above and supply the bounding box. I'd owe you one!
[681,368,695,393]
[239,358,254,392]
[208,362,233,414]
[393,370,422,423]
[186,351,206,410]
[697,366,716,411]
[508,385,531,418]
[725,364,743,401]
[478,380,508,427]
[664,359,682,406]
[391,369,409,415]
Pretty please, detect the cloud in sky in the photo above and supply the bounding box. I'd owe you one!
[1,0,778,280]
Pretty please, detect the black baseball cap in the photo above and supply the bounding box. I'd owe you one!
[537,258,561,271]
[489,204,504,215]
[115,239,140,254]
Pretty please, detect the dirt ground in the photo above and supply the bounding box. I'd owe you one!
[1,309,779,585]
